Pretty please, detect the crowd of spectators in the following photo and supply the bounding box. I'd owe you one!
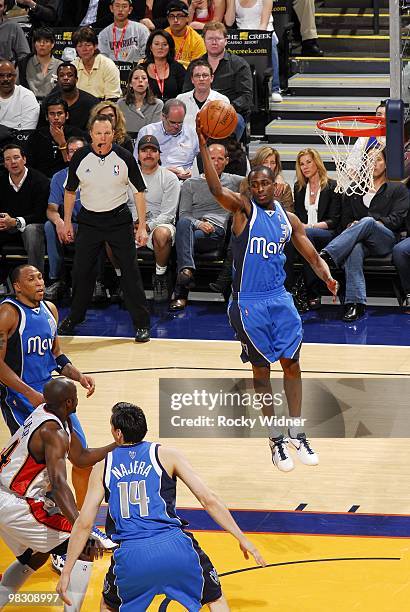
[0,1,409,319]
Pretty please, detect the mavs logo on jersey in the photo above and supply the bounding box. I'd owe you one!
[249,235,286,258]
[27,336,54,356]
[231,200,293,294]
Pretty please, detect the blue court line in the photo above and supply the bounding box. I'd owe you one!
[95,506,410,538]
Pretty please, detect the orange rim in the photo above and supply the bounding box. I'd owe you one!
[317,115,386,138]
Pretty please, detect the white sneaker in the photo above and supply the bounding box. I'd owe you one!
[51,553,66,574]
[271,91,283,102]
[91,527,117,550]
[269,436,294,472]
[289,434,319,466]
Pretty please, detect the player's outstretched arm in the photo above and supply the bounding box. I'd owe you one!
[161,447,266,567]
[57,462,105,605]
[196,115,246,214]
[68,428,116,468]
[48,301,96,397]
[288,213,339,299]
[0,304,44,406]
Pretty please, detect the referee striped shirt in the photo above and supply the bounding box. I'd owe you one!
[66,144,146,212]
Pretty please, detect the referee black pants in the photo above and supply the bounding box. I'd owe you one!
[69,204,150,329]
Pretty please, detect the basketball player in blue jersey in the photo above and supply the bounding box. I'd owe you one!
[197,117,339,473]
[0,264,116,558]
[57,403,266,611]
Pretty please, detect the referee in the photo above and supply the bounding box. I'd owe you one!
[58,113,150,342]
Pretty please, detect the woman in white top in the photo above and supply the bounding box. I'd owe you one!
[224,0,282,101]
[293,148,341,308]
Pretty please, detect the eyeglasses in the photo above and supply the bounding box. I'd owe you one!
[205,37,225,43]
[192,73,211,79]
[168,13,187,20]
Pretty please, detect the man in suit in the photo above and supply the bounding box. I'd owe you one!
[14,0,59,29]
[61,0,111,27]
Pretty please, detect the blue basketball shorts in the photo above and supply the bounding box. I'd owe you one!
[0,383,87,448]
[102,530,222,611]
[228,287,303,367]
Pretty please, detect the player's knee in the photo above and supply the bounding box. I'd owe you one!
[281,359,301,379]
[252,365,271,387]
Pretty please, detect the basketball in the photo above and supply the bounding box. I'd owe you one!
[199,100,238,139]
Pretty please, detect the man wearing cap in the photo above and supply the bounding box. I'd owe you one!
[135,98,199,181]
[165,0,206,69]
[138,135,180,301]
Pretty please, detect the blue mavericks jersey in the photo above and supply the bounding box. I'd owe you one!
[2,298,57,386]
[104,442,183,541]
[231,200,292,294]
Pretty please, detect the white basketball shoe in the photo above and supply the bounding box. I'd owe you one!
[269,436,294,472]
[289,434,319,466]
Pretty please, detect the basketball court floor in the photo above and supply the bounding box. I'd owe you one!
[0,303,409,611]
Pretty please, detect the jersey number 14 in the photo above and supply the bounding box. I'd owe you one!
[117,480,150,518]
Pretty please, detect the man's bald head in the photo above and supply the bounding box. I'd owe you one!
[44,378,78,416]
[0,58,14,70]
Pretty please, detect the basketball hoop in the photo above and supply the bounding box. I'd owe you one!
[316,115,386,196]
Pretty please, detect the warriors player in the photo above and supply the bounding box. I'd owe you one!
[0,378,115,610]
[57,403,265,611]
[197,117,338,472]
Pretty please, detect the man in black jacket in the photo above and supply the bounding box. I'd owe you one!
[61,0,111,27]
[320,150,410,321]
[13,0,59,28]
[27,97,85,178]
[392,209,410,313]
[61,0,169,29]
[0,144,49,279]
[39,63,99,131]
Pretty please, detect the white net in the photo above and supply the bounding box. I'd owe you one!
[316,118,385,197]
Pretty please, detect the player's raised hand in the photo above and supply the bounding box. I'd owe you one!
[79,374,95,398]
[195,114,207,147]
[56,571,71,606]
[326,277,339,303]
[239,536,267,567]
